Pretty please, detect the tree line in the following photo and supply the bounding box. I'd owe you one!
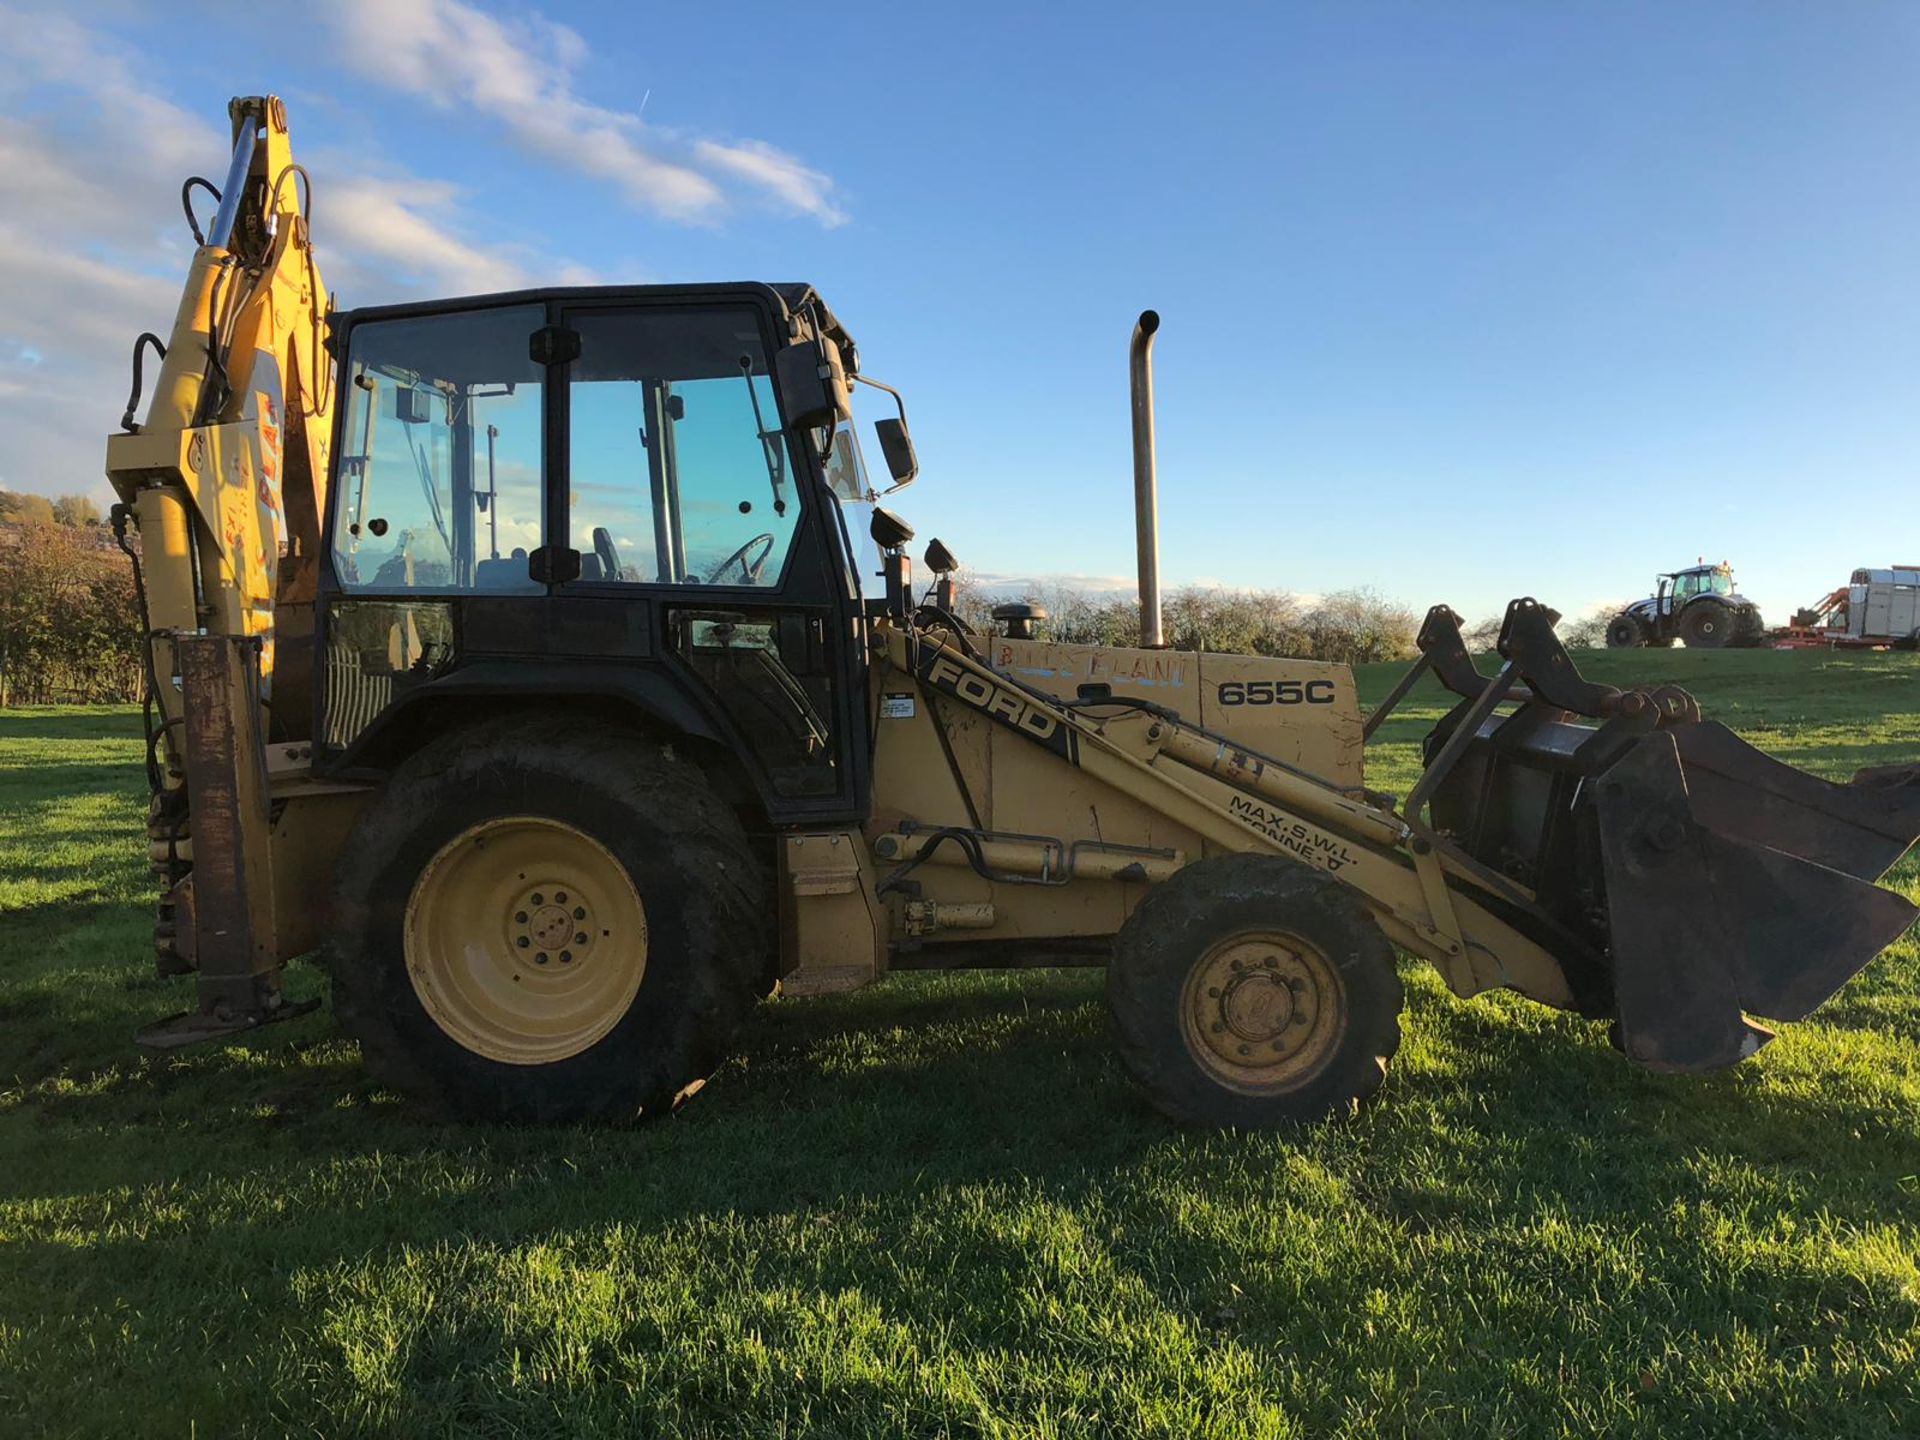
[0,495,143,705]
[0,489,1599,709]
[0,491,102,528]
[950,579,1426,664]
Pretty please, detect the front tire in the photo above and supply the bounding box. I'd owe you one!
[329,716,770,1123]
[1107,855,1403,1127]
[1605,615,1646,649]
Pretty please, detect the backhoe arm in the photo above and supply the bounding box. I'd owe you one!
[106,94,333,750]
[102,96,335,1040]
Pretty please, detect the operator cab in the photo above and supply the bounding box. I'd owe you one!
[315,282,915,824]
[1656,563,1735,613]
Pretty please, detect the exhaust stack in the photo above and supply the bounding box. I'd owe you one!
[1130,310,1163,648]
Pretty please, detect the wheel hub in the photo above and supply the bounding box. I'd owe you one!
[1222,969,1296,1041]
[516,890,590,962]
[1181,931,1346,1091]
[404,816,648,1064]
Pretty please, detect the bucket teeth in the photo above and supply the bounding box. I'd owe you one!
[1593,730,1920,1073]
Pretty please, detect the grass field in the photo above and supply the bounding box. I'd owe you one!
[3,650,1919,1437]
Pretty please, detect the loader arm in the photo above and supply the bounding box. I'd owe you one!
[103,96,335,1041]
[880,623,1573,1005]
[878,599,1920,1073]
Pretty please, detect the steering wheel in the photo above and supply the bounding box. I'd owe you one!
[705,532,776,586]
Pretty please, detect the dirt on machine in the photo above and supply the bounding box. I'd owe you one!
[102,98,1920,1128]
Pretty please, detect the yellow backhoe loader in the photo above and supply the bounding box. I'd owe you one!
[104,99,1920,1126]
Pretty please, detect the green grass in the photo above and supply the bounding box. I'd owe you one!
[3,650,1919,1437]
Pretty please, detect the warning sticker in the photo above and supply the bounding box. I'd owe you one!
[881,693,916,719]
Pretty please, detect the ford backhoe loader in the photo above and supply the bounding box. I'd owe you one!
[105,99,1920,1126]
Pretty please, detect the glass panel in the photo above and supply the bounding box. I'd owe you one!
[669,606,838,798]
[321,599,456,750]
[569,309,798,587]
[822,426,880,599]
[333,305,544,594]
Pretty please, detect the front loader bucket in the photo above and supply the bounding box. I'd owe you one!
[1406,599,1920,1074]
[1673,722,1920,883]
[1593,730,1920,1071]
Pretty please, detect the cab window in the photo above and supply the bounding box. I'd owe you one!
[568,309,799,587]
[332,304,545,593]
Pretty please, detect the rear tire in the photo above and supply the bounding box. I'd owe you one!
[1680,602,1732,648]
[1107,855,1403,1127]
[1605,616,1646,649]
[329,716,770,1124]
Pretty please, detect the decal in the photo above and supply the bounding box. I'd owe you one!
[880,693,917,720]
[991,645,1189,689]
[1218,678,1337,706]
[1087,650,1189,687]
[1227,794,1360,873]
[917,651,1078,761]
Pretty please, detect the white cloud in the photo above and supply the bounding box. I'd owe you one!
[0,8,596,499]
[324,176,540,296]
[694,140,848,228]
[329,0,846,226]
[968,572,1142,597]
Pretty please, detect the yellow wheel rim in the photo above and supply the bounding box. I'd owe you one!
[1179,929,1347,1093]
[404,816,648,1065]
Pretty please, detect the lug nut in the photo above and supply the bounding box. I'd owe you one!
[555,891,568,904]
[516,911,529,923]
[559,950,573,964]
[573,906,586,920]
[531,892,545,905]
[574,931,588,944]
[516,937,530,949]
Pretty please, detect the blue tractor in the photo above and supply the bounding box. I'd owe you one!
[1606,563,1767,649]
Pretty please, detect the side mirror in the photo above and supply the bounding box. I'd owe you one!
[773,337,850,430]
[874,417,918,490]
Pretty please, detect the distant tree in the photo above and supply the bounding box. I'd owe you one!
[51,494,102,527]
[1558,614,1608,650]
[0,523,143,704]
[1461,615,1503,652]
[0,491,56,526]
[948,578,1417,663]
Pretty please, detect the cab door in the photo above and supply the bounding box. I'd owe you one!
[556,300,867,821]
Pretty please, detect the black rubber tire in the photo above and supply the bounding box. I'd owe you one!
[328,715,770,1124]
[1107,854,1403,1128]
[1605,616,1646,649]
[1679,602,1732,648]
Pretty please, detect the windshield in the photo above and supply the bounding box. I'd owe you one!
[568,308,801,587]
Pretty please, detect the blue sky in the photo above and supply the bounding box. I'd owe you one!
[3,1,1917,626]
